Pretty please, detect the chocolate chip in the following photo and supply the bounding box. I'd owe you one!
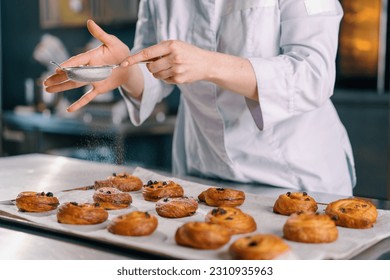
[248,241,257,247]
[154,181,158,184]
[216,188,225,191]
[286,192,291,196]
[147,180,153,185]
[305,198,311,201]
[145,212,150,218]
[112,172,117,176]
[70,202,78,206]
[163,198,169,202]
[331,215,339,221]
[46,192,53,197]
[303,192,308,196]
[106,191,111,194]
[340,208,346,213]
[163,181,167,185]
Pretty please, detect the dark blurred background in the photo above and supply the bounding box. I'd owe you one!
[0,0,389,200]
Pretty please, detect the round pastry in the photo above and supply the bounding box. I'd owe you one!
[92,187,132,210]
[229,234,290,260]
[175,221,231,249]
[198,187,245,207]
[57,202,108,225]
[142,180,184,202]
[325,198,378,229]
[273,191,318,216]
[107,211,158,236]
[283,212,338,243]
[205,207,257,235]
[94,172,143,192]
[155,196,198,218]
[15,191,60,212]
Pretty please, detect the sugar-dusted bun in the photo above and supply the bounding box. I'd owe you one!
[155,196,198,218]
[142,180,184,202]
[92,187,132,210]
[94,172,143,192]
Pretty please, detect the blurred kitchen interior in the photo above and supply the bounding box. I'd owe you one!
[0,0,389,200]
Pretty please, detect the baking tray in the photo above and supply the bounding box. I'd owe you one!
[1,167,390,260]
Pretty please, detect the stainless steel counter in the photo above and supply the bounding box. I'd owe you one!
[0,153,389,260]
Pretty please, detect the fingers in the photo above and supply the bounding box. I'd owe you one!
[122,41,174,66]
[43,72,87,93]
[67,88,100,112]
[87,19,114,47]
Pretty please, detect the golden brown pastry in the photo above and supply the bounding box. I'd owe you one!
[94,172,143,192]
[175,221,231,249]
[325,198,378,229]
[198,187,245,207]
[57,202,109,225]
[283,212,338,243]
[205,207,257,235]
[107,211,158,236]
[229,234,290,260]
[155,196,198,218]
[273,191,318,216]
[92,187,132,210]
[15,191,60,212]
[142,180,184,202]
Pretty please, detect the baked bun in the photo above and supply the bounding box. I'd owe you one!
[92,187,132,210]
[198,187,245,207]
[107,211,158,236]
[273,191,318,215]
[15,191,59,212]
[155,196,198,218]
[205,207,257,235]
[142,180,184,202]
[57,202,108,225]
[94,172,143,192]
[229,234,290,260]
[325,198,378,229]
[283,212,338,243]
[175,221,231,249]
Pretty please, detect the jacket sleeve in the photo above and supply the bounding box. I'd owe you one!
[247,0,343,130]
[120,0,175,126]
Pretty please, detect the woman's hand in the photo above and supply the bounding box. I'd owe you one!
[43,20,143,112]
[123,40,258,100]
[123,40,212,84]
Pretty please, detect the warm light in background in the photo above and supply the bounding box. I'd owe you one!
[339,0,382,77]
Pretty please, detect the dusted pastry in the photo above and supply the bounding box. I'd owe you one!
[95,172,143,192]
[93,187,132,210]
[155,196,198,218]
[142,180,184,202]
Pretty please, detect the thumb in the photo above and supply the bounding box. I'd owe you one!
[87,19,114,46]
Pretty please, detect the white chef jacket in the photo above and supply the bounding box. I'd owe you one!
[122,0,356,196]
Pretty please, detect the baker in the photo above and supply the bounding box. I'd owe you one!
[44,0,355,196]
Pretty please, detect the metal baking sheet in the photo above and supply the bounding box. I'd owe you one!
[1,166,390,260]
